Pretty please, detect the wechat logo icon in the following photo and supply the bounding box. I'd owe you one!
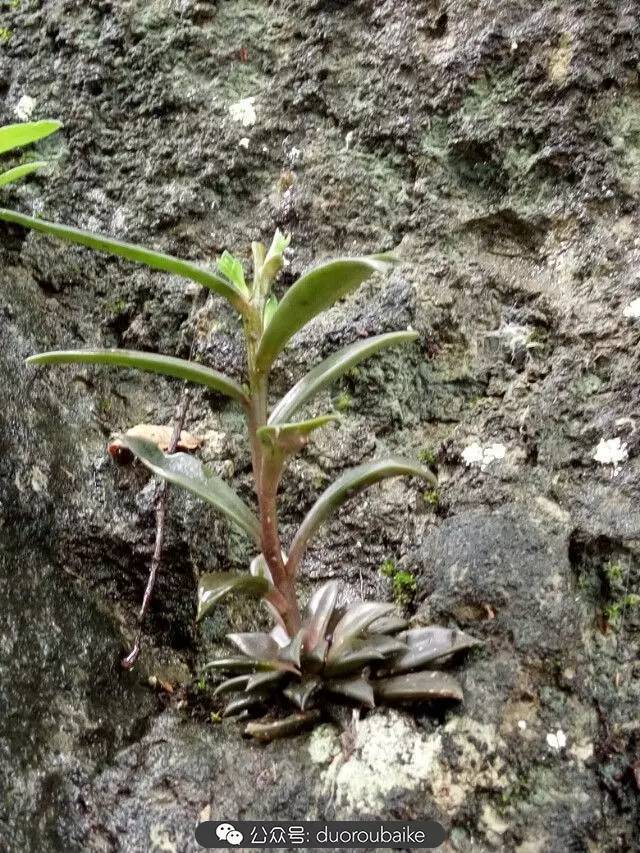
[215,823,244,845]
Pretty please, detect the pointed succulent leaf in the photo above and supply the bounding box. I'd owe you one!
[365,635,408,656]
[373,671,464,703]
[197,573,270,622]
[121,437,261,545]
[222,691,270,718]
[268,618,289,646]
[250,553,274,586]
[304,638,329,670]
[284,678,320,711]
[324,677,375,708]
[0,120,62,155]
[367,614,409,635]
[287,457,436,574]
[217,250,248,295]
[328,602,395,660]
[0,208,249,313]
[381,627,481,675]
[269,331,418,424]
[278,629,304,668]
[203,658,276,674]
[257,415,338,455]
[213,675,249,697]
[245,670,286,692]
[323,646,387,678]
[26,349,249,406]
[227,632,280,661]
[303,581,339,652]
[254,254,398,374]
[245,710,322,742]
[0,161,49,189]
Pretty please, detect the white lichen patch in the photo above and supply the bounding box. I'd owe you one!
[546,729,567,751]
[430,717,510,812]
[14,95,36,120]
[228,96,257,127]
[30,465,48,494]
[592,437,628,472]
[623,297,640,319]
[330,713,510,819]
[331,712,442,815]
[462,441,507,469]
[148,825,178,853]
[308,724,341,765]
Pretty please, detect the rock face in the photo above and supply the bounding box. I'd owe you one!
[1,0,639,850]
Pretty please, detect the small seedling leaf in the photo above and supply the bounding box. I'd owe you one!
[217,250,248,295]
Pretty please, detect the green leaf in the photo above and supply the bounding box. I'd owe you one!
[197,573,271,621]
[217,250,248,295]
[287,456,438,573]
[120,437,261,545]
[263,295,278,329]
[267,228,291,259]
[261,229,291,282]
[255,254,398,374]
[269,331,418,424]
[0,120,62,156]
[26,348,249,406]
[0,208,249,314]
[373,671,464,703]
[257,415,338,455]
[0,161,48,189]
[324,677,375,708]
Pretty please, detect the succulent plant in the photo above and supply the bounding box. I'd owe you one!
[1,126,479,737]
[203,577,479,737]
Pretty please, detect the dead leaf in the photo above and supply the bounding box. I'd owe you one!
[108,423,202,464]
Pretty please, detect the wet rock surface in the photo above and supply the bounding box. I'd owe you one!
[1,0,639,849]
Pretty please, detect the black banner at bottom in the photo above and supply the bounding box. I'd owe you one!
[195,820,446,849]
